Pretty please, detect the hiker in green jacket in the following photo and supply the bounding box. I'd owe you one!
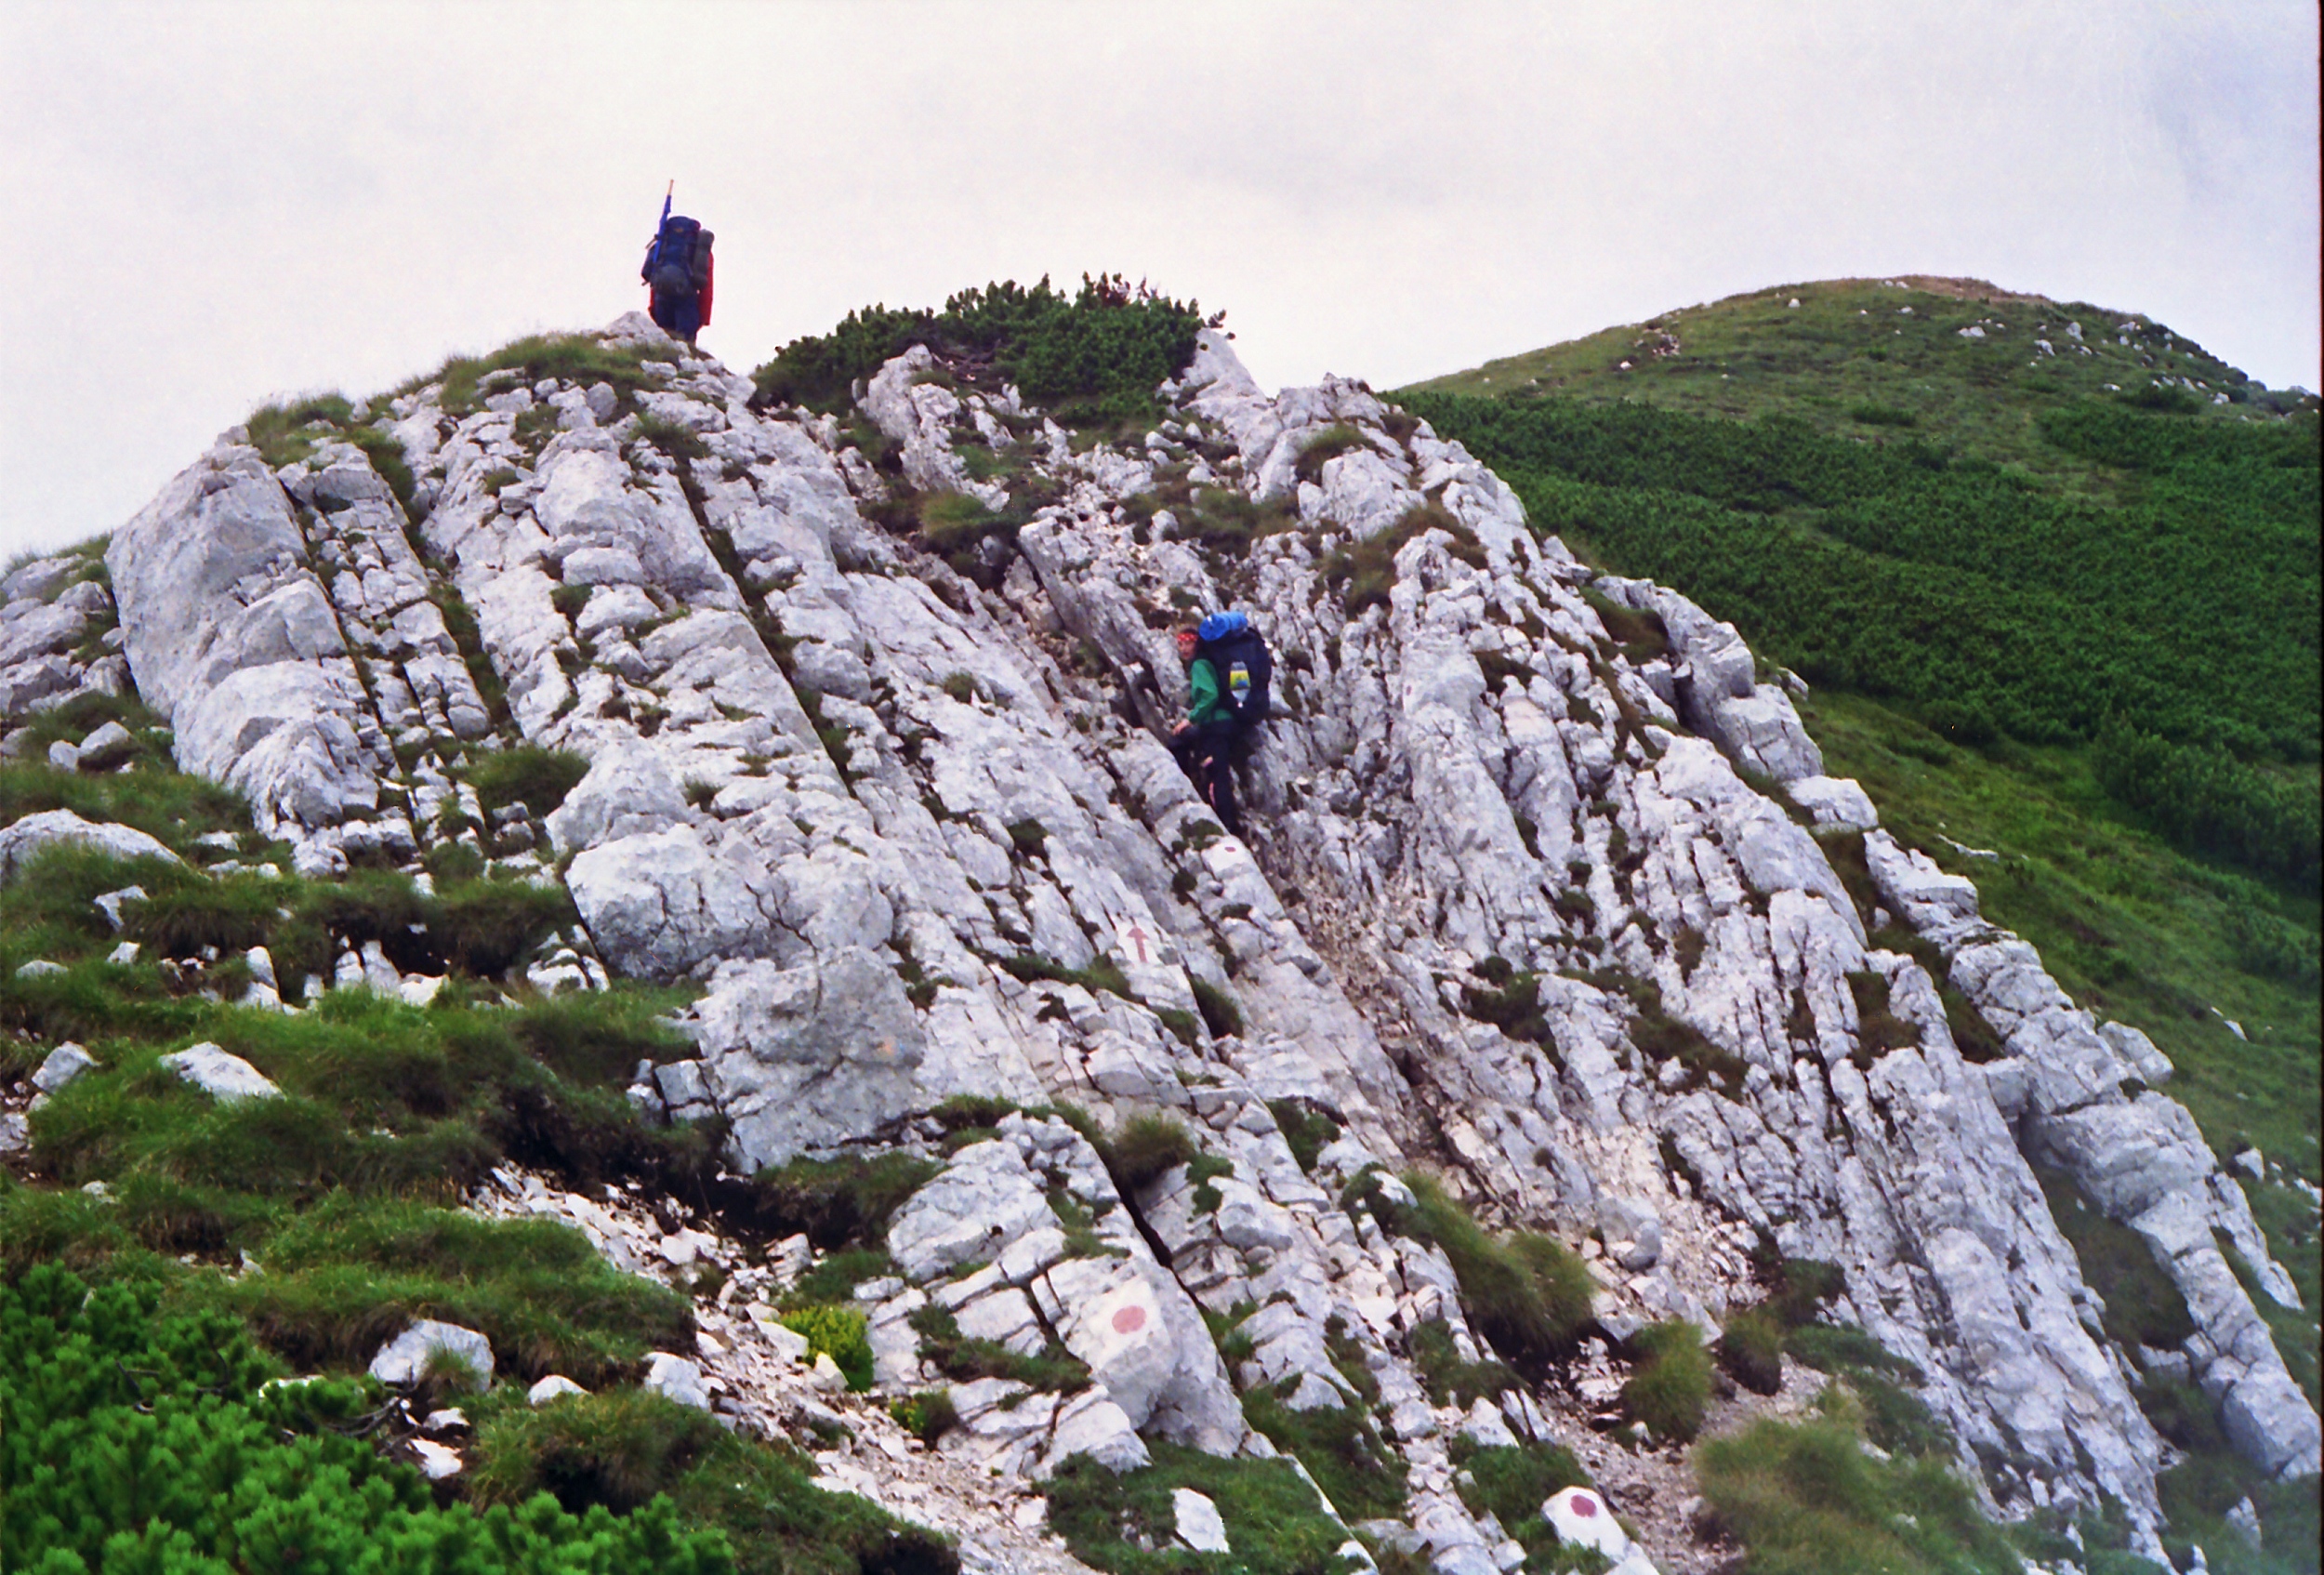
[1170,626,1244,837]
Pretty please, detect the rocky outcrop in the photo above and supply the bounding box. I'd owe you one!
[72,311,2314,1569]
[1868,833,2320,1480]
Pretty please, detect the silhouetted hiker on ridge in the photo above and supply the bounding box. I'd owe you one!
[641,182,714,347]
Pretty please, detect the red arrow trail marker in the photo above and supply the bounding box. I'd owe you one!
[1126,922,1149,964]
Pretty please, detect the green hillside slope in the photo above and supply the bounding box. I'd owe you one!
[1405,282,2321,1555]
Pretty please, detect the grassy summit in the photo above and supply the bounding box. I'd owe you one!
[1405,273,2313,463]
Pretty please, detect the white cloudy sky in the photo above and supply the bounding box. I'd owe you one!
[2,0,2316,559]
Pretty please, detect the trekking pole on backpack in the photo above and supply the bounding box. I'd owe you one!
[648,180,673,271]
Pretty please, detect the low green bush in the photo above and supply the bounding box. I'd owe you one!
[1104,1115,1200,1195]
[2038,1168,2198,1350]
[0,761,252,855]
[1383,1173,1595,1371]
[1000,948,1134,999]
[1240,1385,1409,1524]
[1845,969,1921,1063]
[410,333,663,419]
[470,1383,961,1575]
[907,1303,1090,1394]
[751,275,1209,425]
[1264,1098,1338,1174]
[0,1265,734,1573]
[1620,1320,1711,1442]
[1194,977,1246,1041]
[1718,1305,1786,1396]
[890,1388,960,1446]
[750,1152,941,1251]
[1293,425,1370,485]
[1408,1317,1518,1409]
[779,1304,875,1392]
[1460,956,1550,1043]
[1783,1320,1921,1381]
[1322,504,1487,615]
[464,744,591,819]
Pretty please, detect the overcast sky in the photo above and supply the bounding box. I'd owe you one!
[2,0,2316,560]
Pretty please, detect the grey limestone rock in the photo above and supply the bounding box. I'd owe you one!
[0,810,178,883]
[683,948,929,1169]
[159,1043,280,1104]
[32,1043,96,1093]
[87,315,2314,1556]
[370,1319,495,1385]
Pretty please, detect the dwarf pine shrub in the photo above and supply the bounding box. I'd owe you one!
[751,274,1211,425]
[0,1266,735,1573]
[462,744,590,819]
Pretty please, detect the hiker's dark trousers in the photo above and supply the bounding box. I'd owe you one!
[1171,721,1242,838]
[652,288,703,343]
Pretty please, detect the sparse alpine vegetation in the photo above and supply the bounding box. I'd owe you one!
[750,272,1216,430]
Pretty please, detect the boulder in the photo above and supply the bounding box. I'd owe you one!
[158,1043,281,1104]
[1543,1487,1629,1558]
[1785,774,1878,830]
[370,1320,495,1386]
[686,949,929,1170]
[544,741,690,853]
[1172,1489,1230,1554]
[75,721,138,771]
[31,1043,96,1093]
[888,1141,1055,1284]
[408,1439,465,1480]
[527,1376,588,1406]
[644,1351,712,1410]
[0,810,178,883]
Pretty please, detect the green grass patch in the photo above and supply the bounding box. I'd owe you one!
[1447,1436,1591,1571]
[1241,1385,1408,1524]
[1321,503,1488,615]
[1408,1317,1517,1409]
[906,1302,1090,1394]
[463,744,590,820]
[0,760,254,857]
[1695,1396,2024,1575]
[408,333,664,419]
[468,1383,956,1575]
[749,1151,941,1251]
[779,1304,875,1391]
[1367,1172,1594,1372]
[1045,1440,1362,1574]
[1292,425,1370,485]
[2037,1168,2198,1351]
[1264,1098,1339,1174]
[1619,1320,1711,1443]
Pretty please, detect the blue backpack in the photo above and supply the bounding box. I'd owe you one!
[1196,611,1273,725]
[645,216,711,297]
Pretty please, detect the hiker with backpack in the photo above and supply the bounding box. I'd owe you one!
[1170,611,1271,839]
[641,185,715,347]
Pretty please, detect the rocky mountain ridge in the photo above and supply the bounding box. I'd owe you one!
[2,308,2313,1573]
